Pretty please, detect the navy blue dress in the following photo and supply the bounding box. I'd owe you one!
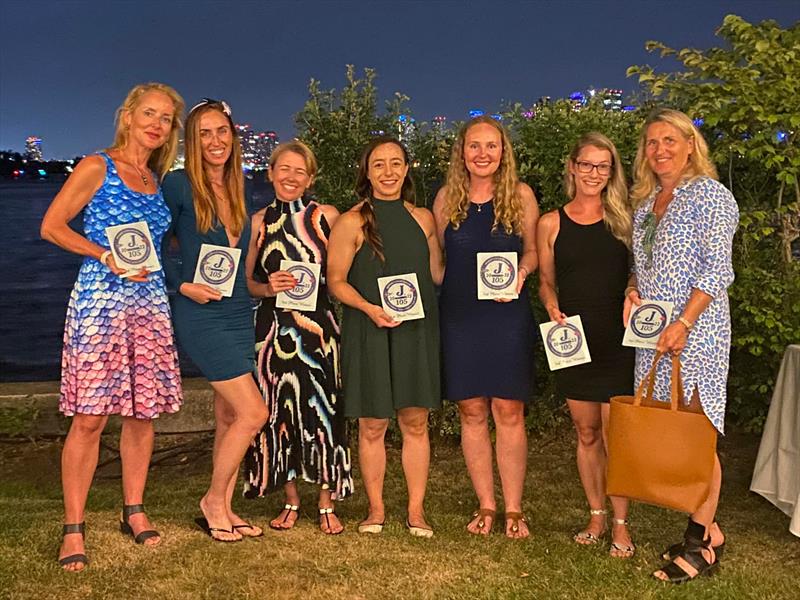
[439,201,535,401]
[162,171,254,382]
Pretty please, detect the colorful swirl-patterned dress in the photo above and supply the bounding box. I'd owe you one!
[59,152,183,418]
[243,197,353,499]
[632,176,738,434]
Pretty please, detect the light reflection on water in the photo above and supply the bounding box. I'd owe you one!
[0,177,274,382]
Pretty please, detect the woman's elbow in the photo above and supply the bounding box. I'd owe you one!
[40,219,56,243]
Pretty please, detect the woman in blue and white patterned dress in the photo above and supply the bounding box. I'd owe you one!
[624,108,738,583]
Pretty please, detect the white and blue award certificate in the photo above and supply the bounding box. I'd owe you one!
[377,272,425,322]
[105,220,161,276]
[275,260,321,311]
[192,243,241,297]
[539,315,592,371]
[622,299,675,349]
[476,252,518,300]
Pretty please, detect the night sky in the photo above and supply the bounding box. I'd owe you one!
[1,0,797,159]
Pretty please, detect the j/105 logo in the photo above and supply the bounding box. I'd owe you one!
[546,323,583,358]
[285,265,316,300]
[383,278,418,312]
[113,228,151,265]
[479,256,515,290]
[199,250,236,284]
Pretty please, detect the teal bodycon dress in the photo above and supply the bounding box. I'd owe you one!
[162,171,254,382]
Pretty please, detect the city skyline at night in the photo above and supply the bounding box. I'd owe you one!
[1,1,797,158]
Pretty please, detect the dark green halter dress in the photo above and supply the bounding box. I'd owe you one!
[341,198,441,418]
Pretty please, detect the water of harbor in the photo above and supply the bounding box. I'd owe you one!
[0,176,274,382]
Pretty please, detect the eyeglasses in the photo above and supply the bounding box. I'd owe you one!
[189,97,232,117]
[641,211,657,269]
[575,161,612,176]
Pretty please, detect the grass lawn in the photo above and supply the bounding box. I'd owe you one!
[0,426,797,599]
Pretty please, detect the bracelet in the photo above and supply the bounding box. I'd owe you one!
[677,316,694,331]
[519,266,529,279]
[99,250,111,266]
[624,285,638,297]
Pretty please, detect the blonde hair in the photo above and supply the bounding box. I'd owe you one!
[564,132,632,248]
[443,116,523,235]
[107,82,185,180]
[184,102,246,236]
[631,108,718,206]
[269,140,318,181]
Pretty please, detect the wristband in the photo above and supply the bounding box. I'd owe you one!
[624,285,638,297]
[100,250,111,266]
[677,316,694,331]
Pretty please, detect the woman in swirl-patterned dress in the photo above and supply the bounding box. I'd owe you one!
[41,83,184,571]
[243,141,352,534]
[624,108,739,583]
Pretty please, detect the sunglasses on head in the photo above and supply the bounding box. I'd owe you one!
[189,98,232,117]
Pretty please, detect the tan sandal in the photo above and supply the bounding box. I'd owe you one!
[468,508,496,535]
[505,512,529,538]
[574,508,607,544]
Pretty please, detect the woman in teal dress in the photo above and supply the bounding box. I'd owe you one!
[328,137,444,537]
[162,98,268,542]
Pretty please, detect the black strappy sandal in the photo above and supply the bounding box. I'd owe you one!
[120,504,160,545]
[654,520,719,584]
[58,522,88,570]
[661,518,725,561]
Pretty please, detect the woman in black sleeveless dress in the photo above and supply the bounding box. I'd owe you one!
[537,132,635,558]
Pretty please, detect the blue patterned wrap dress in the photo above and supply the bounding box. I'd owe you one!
[632,176,739,433]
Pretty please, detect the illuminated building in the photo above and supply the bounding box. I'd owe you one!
[25,136,43,161]
[237,125,279,169]
[600,88,623,112]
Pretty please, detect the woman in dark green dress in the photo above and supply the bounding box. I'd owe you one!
[328,137,444,537]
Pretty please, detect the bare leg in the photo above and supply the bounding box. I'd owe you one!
[458,397,496,534]
[397,407,431,529]
[59,414,108,571]
[358,418,389,526]
[211,393,262,536]
[599,404,633,556]
[199,374,268,541]
[119,416,160,545]
[492,399,529,539]
[270,480,301,530]
[567,399,607,543]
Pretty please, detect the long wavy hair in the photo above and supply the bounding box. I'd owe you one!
[631,108,718,206]
[184,102,246,236]
[107,82,185,180]
[443,116,523,235]
[354,136,416,263]
[564,132,632,248]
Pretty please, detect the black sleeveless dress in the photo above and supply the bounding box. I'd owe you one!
[554,208,633,402]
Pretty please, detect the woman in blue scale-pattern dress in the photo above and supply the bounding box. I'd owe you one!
[42,83,184,571]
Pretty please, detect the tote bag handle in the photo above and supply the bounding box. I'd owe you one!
[633,351,685,409]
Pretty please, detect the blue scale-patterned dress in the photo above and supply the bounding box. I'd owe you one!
[59,152,183,418]
[632,176,739,434]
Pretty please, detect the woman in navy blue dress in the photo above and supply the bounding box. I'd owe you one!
[433,116,539,538]
[162,99,268,542]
